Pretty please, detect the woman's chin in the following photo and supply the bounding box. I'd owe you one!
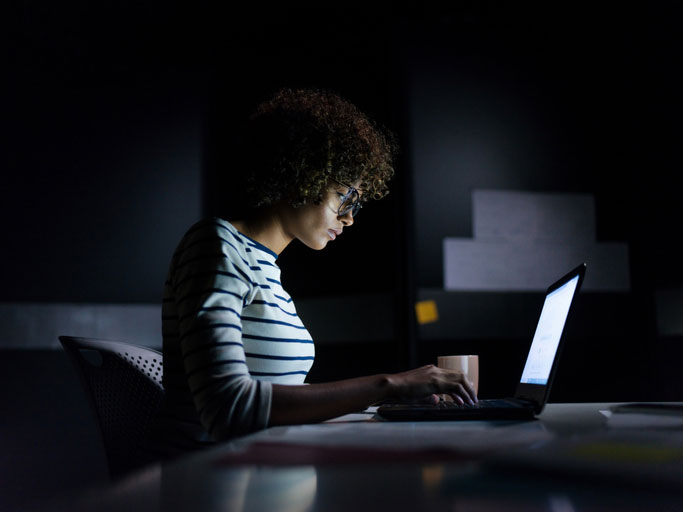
[300,238,328,251]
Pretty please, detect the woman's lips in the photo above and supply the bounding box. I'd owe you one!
[328,229,342,240]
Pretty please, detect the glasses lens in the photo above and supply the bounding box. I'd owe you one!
[339,190,360,217]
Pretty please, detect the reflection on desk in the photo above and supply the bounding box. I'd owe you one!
[46,403,683,512]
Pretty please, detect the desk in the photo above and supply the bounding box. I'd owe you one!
[51,403,683,511]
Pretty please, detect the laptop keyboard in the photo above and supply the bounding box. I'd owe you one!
[437,399,519,409]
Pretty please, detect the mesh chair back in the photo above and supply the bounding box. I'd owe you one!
[59,335,165,478]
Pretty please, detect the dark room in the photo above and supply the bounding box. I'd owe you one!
[3,3,683,510]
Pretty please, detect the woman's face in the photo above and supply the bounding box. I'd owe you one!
[281,180,361,250]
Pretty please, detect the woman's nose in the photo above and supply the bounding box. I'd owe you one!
[339,210,354,226]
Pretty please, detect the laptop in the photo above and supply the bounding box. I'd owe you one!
[377,263,586,421]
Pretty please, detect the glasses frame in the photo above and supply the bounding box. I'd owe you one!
[331,179,363,217]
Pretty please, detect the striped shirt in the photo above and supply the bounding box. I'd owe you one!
[154,218,314,449]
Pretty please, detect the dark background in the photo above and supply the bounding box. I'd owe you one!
[2,3,682,509]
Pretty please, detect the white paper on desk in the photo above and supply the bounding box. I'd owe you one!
[324,412,379,423]
[601,410,683,429]
[257,420,554,454]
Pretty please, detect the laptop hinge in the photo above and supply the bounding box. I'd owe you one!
[514,396,540,408]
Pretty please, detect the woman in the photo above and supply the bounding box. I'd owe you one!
[153,88,477,456]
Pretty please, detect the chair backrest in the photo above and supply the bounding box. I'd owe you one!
[59,335,165,478]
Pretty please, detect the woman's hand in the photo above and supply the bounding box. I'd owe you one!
[386,365,478,406]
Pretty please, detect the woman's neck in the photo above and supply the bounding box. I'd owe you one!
[230,209,292,256]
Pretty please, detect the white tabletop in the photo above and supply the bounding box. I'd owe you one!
[46,403,683,512]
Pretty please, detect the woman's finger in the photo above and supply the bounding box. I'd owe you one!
[441,368,478,404]
[450,383,475,405]
[450,393,465,406]
[461,379,478,403]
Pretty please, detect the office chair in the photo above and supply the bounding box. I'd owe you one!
[59,335,165,478]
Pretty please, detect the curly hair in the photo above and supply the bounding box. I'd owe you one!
[241,88,398,209]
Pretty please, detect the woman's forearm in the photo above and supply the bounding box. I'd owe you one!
[269,373,394,426]
[268,365,478,427]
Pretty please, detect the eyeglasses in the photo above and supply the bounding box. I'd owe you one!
[332,179,362,217]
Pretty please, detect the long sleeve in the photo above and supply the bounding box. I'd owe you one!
[168,221,272,440]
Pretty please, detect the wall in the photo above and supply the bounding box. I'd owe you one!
[3,6,204,304]
[403,5,683,402]
[407,9,681,289]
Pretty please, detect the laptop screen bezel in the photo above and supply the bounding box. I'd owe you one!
[513,263,586,414]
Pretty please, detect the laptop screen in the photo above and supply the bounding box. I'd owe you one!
[519,275,580,385]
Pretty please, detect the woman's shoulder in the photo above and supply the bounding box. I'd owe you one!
[179,218,240,245]
[175,217,280,271]
[174,218,252,263]
[181,217,236,239]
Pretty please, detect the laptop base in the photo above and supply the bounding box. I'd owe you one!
[377,399,537,421]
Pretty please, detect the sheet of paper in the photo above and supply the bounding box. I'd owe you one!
[601,409,683,429]
[324,411,379,423]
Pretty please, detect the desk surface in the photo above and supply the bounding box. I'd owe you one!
[48,403,683,512]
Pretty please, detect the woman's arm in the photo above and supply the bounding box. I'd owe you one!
[171,222,273,440]
[269,364,477,426]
